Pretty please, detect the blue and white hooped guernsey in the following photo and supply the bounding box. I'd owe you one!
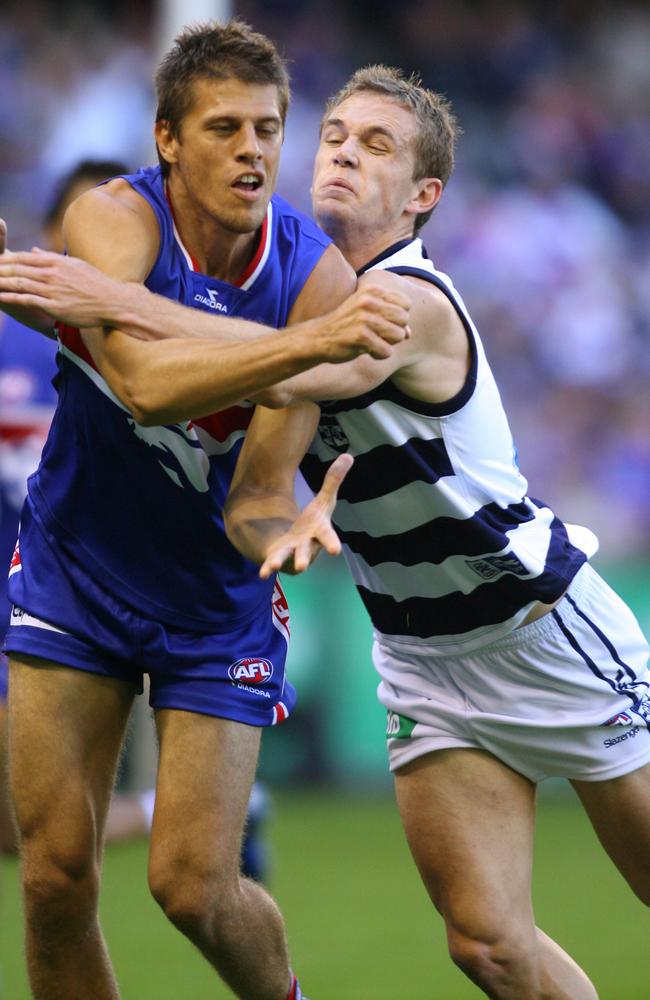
[13,165,331,633]
[300,238,598,654]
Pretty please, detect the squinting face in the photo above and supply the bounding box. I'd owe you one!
[312,92,421,241]
[158,76,284,235]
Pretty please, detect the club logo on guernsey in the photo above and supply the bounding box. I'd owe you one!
[466,552,528,580]
[194,288,228,312]
[318,413,349,453]
[228,657,274,685]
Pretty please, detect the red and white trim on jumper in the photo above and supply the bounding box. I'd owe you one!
[271,701,289,726]
[165,184,273,289]
[8,538,21,578]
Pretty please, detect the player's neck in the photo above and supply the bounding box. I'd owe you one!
[333,220,414,273]
[166,179,260,283]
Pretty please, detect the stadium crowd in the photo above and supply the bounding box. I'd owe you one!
[1,0,649,557]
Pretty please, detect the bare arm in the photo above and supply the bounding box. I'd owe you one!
[224,402,351,575]
[0,246,283,343]
[56,185,411,425]
[260,270,471,406]
[224,275,470,577]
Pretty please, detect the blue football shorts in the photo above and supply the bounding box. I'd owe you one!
[4,516,294,727]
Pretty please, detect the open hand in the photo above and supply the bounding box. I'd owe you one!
[0,250,120,327]
[260,453,353,578]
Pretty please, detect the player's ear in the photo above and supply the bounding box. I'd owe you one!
[407,177,442,219]
[155,120,180,168]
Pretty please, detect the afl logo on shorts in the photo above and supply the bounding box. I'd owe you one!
[228,657,274,685]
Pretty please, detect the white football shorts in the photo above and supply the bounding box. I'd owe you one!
[377,564,650,782]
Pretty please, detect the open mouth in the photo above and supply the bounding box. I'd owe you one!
[233,174,263,193]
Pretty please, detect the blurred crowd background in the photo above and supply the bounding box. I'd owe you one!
[1,0,649,784]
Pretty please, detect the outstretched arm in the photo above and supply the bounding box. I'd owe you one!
[47,183,409,425]
[225,403,350,576]
[0,233,404,354]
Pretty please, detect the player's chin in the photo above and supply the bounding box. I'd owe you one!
[232,207,269,234]
[313,200,351,232]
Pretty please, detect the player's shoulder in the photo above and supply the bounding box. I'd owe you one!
[359,263,451,316]
[363,240,462,331]
[67,177,155,229]
[64,173,159,238]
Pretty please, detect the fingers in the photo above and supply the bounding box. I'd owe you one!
[260,550,288,579]
[318,453,353,505]
[0,218,6,255]
[0,250,58,269]
[0,274,50,294]
[292,539,317,573]
[349,287,411,352]
[355,288,410,328]
[0,291,52,312]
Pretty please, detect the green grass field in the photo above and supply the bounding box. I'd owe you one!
[1,789,648,999]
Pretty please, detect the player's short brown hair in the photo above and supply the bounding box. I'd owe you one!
[155,20,290,175]
[323,65,460,233]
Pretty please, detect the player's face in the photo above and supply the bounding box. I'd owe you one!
[157,76,284,235]
[312,93,422,242]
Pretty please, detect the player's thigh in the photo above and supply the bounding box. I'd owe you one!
[395,747,538,934]
[152,708,261,872]
[571,761,650,903]
[8,654,136,840]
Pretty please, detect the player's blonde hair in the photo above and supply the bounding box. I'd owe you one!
[322,66,460,233]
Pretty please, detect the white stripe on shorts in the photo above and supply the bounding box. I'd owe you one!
[9,607,67,634]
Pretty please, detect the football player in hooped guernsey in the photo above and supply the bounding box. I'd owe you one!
[222,68,650,999]
[0,24,410,1000]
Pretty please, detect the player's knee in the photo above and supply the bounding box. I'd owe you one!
[21,842,99,929]
[447,924,535,993]
[149,852,237,938]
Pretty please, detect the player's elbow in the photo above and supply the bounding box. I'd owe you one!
[249,384,295,409]
[222,501,249,558]
[126,395,169,427]
[109,371,165,426]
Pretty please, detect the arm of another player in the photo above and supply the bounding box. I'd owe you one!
[224,402,351,575]
[256,270,420,406]
[259,269,471,407]
[62,189,410,424]
[0,240,408,357]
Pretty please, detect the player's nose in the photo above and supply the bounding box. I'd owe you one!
[333,137,359,168]
[236,122,263,160]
